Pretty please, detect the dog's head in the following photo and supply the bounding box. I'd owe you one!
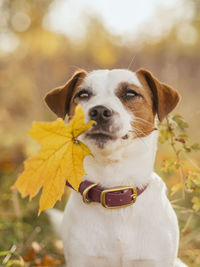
[45,69,180,153]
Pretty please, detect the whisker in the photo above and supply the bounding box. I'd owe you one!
[133,130,149,149]
[69,65,90,72]
[129,127,146,137]
[127,54,136,70]
[133,117,155,126]
[69,65,83,71]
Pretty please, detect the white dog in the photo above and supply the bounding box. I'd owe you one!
[45,68,187,267]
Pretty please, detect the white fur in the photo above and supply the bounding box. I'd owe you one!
[58,69,187,267]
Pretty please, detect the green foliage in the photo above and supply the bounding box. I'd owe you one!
[161,158,177,173]
[172,114,189,131]
[158,114,200,265]
[159,114,200,202]
[186,172,200,193]
[0,246,24,267]
[192,197,200,212]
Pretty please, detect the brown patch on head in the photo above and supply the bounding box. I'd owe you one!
[116,82,156,138]
[116,68,180,138]
[44,70,87,119]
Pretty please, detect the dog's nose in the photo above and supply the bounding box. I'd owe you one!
[89,105,112,122]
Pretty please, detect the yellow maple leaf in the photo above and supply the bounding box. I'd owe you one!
[12,106,94,215]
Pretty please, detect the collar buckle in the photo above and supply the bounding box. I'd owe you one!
[100,186,137,209]
[82,183,98,204]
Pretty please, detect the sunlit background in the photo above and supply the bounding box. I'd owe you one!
[0,0,200,266]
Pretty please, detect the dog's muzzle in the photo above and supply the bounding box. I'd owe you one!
[86,105,118,147]
[89,105,113,123]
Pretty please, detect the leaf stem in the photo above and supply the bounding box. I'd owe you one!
[166,116,187,199]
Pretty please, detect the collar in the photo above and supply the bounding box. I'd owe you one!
[66,180,148,209]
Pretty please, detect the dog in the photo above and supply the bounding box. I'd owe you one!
[45,68,188,267]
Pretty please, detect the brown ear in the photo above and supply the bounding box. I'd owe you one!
[44,70,87,118]
[136,68,181,121]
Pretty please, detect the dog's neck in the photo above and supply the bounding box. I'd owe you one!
[83,131,158,188]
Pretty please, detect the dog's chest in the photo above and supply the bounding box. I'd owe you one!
[62,174,177,260]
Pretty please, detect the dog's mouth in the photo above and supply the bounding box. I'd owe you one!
[86,130,116,141]
[84,123,130,148]
[85,128,117,148]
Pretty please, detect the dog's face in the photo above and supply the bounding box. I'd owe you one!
[45,69,180,152]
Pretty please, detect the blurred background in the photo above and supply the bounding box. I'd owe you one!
[0,0,200,266]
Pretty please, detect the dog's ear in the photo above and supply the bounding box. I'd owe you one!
[136,68,181,121]
[44,70,87,119]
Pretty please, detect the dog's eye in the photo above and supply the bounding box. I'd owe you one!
[123,89,140,99]
[76,90,90,99]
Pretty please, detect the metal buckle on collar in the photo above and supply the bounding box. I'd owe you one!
[100,186,137,209]
[82,183,98,204]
